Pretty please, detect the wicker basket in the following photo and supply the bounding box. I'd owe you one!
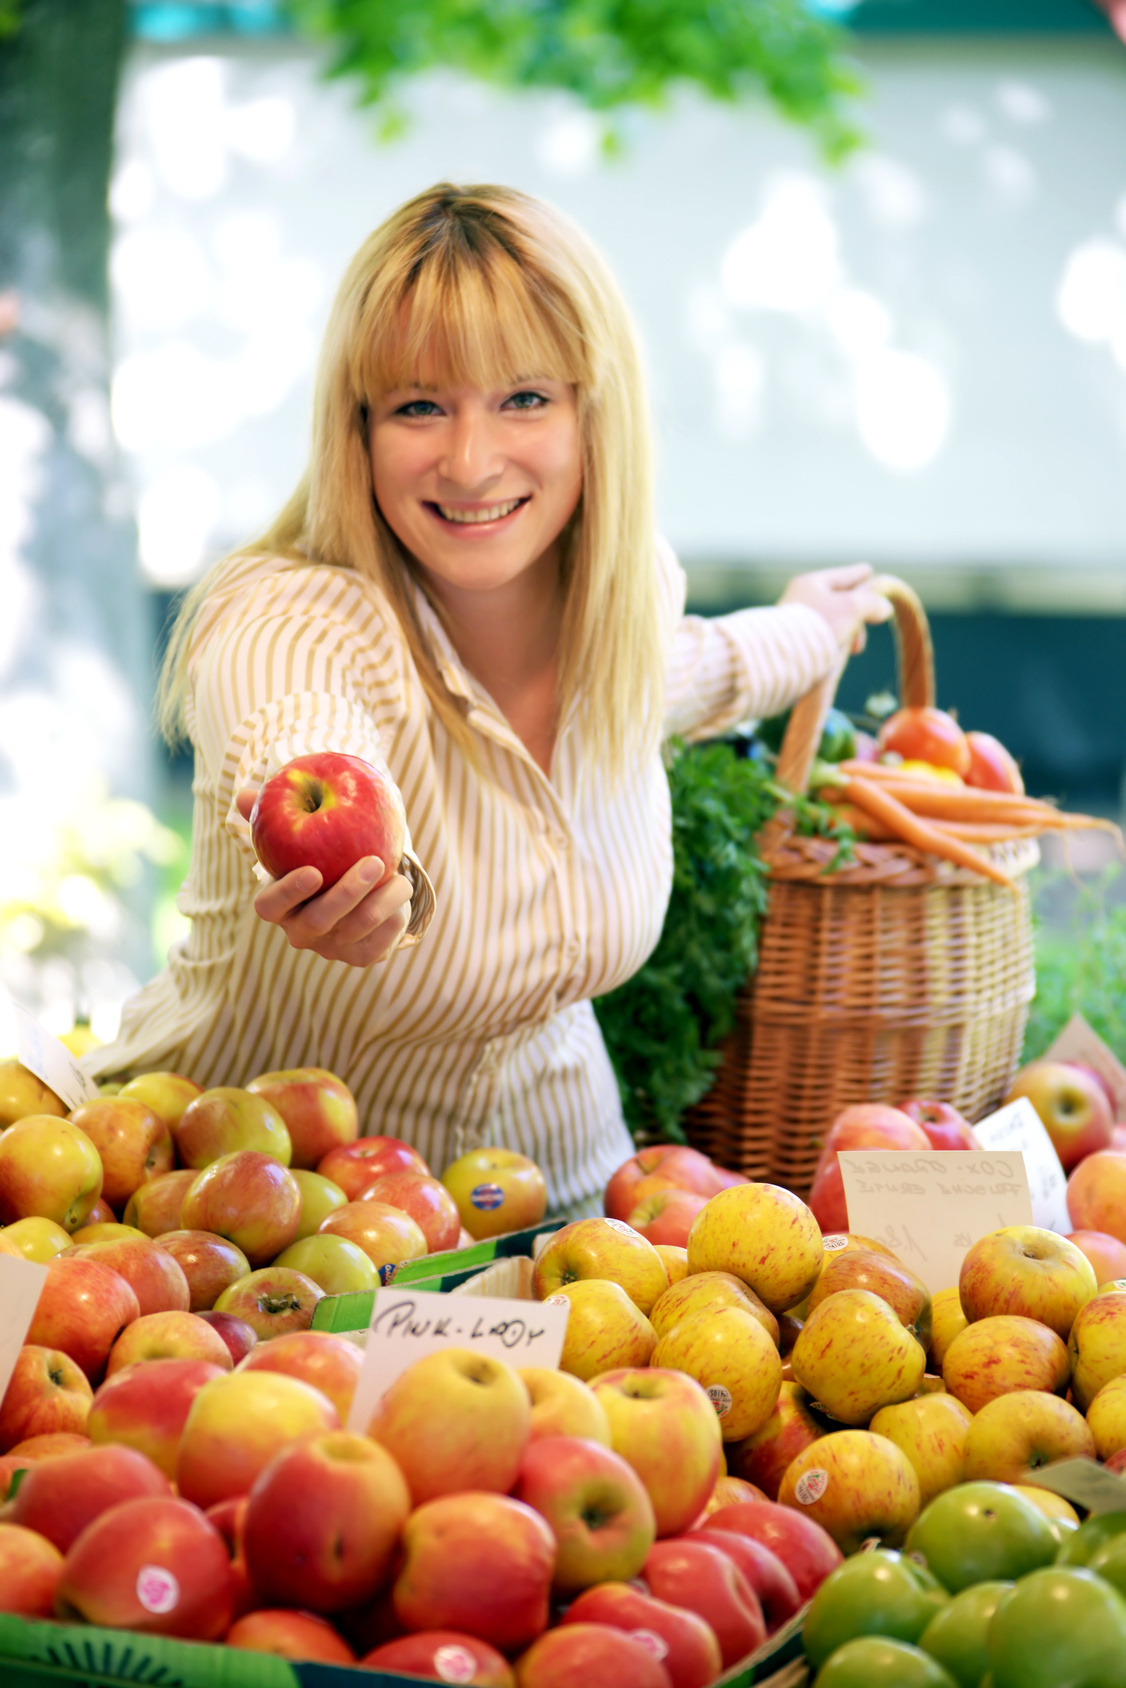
[684,575,1037,1198]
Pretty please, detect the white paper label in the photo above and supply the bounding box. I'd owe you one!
[10,1001,98,1111]
[839,1147,1034,1294]
[972,1097,1070,1234]
[1045,1012,1126,1121]
[135,1565,180,1615]
[794,1468,829,1505]
[1033,1457,1126,1517]
[345,1288,570,1434]
[0,1255,50,1410]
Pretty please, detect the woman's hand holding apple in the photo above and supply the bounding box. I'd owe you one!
[236,789,413,968]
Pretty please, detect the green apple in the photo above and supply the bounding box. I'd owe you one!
[812,1637,958,1688]
[1087,1536,1126,1600]
[1057,1511,1126,1567]
[905,1481,1056,1592]
[804,1549,948,1670]
[290,1170,348,1241]
[272,1233,378,1296]
[918,1581,1012,1688]
[988,1567,1126,1688]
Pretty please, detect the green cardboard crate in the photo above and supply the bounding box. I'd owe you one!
[311,1216,560,1334]
[0,1610,807,1688]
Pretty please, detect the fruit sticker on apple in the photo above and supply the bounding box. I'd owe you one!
[345,1288,571,1436]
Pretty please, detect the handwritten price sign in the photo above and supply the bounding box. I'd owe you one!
[345,1289,570,1434]
[839,1148,1034,1294]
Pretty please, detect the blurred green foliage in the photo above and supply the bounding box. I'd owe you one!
[1023,870,1126,1065]
[286,0,863,158]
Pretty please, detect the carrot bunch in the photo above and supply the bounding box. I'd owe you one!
[812,760,1120,892]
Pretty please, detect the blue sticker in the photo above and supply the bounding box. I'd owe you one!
[470,1182,505,1210]
[378,1262,398,1284]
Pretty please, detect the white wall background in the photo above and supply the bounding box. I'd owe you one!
[109,36,1126,602]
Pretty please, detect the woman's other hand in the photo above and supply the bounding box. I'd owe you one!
[779,563,893,655]
[236,789,413,967]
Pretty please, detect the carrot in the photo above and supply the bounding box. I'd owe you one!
[933,821,1044,843]
[820,802,897,842]
[842,777,1019,890]
[839,780,1087,828]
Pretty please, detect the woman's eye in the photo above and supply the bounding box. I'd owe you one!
[504,390,548,410]
[396,399,441,417]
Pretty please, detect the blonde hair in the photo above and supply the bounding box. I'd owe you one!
[158,182,664,781]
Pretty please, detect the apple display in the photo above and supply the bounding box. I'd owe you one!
[905,1481,1057,1593]
[245,1065,359,1170]
[686,1183,823,1313]
[290,1168,348,1239]
[685,1526,802,1634]
[123,1169,197,1236]
[867,1393,972,1507]
[196,1310,258,1366]
[243,1429,410,1613]
[66,1097,173,1212]
[0,1346,93,1451]
[518,1366,611,1445]
[63,1236,191,1317]
[392,1492,555,1652]
[549,1278,657,1380]
[55,1494,235,1640]
[317,1199,428,1278]
[898,1099,979,1151]
[369,1347,531,1503]
[12,1441,172,1553]
[359,1169,462,1253]
[929,1286,969,1371]
[516,1624,673,1688]
[237,1329,362,1424]
[0,1060,67,1126]
[1067,1229,1126,1288]
[589,1367,722,1537]
[27,1257,141,1382]
[317,1137,428,1201]
[176,1368,340,1510]
[533,1218,668,1313]
[641,1536,765,1669]
[250,751,407,891]
[942,1315,1070,1413]
[104,1308,234,1376]
[702,1498,842,1602]
[777,1429,922,1553]
[154,1230,251,1312]
[800,1546,948,1672]
[441,1147,548,1240]
[726,1380,825,1501]
[173,1086,292,1171]
[961,1388,1095,1484]
[227,1610,356,1665]
[1086,1375,1126,1460]
[87,1357,225,1479]
[0,1216,73,1262]
[0,1521,65,1617]
[959,1225,1097,1339]
[792,1289,926,1425]
[180,1149,302,1267]
[117,1072,203,1131]
[807,1248,932,1348]
[514,1434,656,1591]
[650,1270,779,1347]
[0,1115,103,1232]
[211,1266,324,1339]
[1067,1289,1126,1411]
[1006,1061,1113,1169]
[1067,1151,1126,1243]
[272,1231,379,1295]
[652,1306,783,1441]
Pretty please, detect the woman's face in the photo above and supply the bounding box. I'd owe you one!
[368,376,582,603]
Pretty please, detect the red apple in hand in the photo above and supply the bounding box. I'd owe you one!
[898,1099,979,1151]
[1006,1061,1114,1170]
[250,752,407,891]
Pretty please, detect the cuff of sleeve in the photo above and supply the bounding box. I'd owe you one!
[399,848,435,946]
[774,602,843,678]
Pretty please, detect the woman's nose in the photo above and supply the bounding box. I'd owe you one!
[440,410,504,486]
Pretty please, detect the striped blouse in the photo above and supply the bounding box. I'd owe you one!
[87,540,838,1210]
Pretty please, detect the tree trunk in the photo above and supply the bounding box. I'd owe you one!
[0,0,156,1020]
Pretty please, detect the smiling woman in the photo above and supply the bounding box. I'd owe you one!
[85,182,888,1211]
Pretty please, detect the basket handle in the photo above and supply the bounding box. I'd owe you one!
[774,574,935,795]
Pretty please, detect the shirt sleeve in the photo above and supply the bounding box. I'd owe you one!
[188,587,435,944]
[658,540,841,743]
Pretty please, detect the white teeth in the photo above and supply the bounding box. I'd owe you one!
[436,498,524,524]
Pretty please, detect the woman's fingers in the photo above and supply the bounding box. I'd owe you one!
[235,787,261,822]
[253,864,324,925]
[253,854,413,967]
